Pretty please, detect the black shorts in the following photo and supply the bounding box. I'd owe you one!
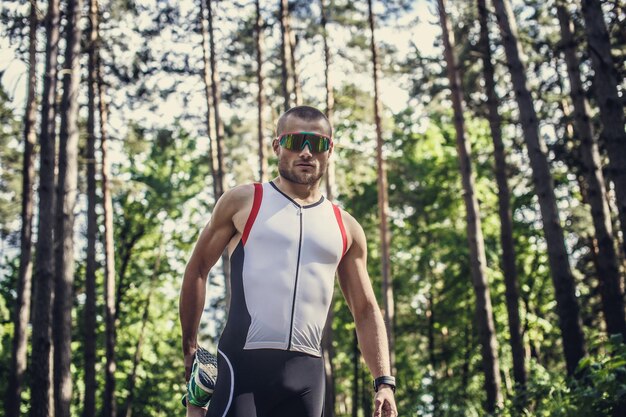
[205,348,325,417]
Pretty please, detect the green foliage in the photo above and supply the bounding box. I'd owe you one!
[500,336,626,417]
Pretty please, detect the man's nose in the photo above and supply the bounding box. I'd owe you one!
[299,144,313,157]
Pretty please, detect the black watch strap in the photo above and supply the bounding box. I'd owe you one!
[373,376,396,392]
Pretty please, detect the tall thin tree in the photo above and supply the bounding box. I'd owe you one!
[557,1,625,340]
[320,3,336,415]
[255,0,267,182]
[30,0,61,415]
[83,0,100,415]
[438,0,503,410]
[321,0,335,200]
[287,16,301,105]
[367,0,395,371]
[53,0,83,416]
[207,0,231,307]
[477,0,526,391]
[491,0,586,375]
[279,0,292,110]
[352,331,360,417]
[5,2,37,416]
[426,287,439,416]
[199,0,218,200]
[579,0,626,261]
[99,56,117,417]
[207,0,225,198]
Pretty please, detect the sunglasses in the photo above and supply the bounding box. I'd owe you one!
[278,132,332,153]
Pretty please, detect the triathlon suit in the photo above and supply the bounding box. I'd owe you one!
[206,181,347,417]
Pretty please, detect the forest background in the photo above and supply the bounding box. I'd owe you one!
[0,0,625,416]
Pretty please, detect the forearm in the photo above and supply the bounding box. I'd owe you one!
[179,264,207,354]
[354,302,392,378]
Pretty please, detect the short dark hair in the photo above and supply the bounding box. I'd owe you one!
[276,105,333,137]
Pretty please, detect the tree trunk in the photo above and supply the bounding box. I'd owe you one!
[207,0,225,199]
[361,364,372,417]
[206,0,231,311]
[99,57,117,417]
[199,0,218,200]
[491,0,586,376]
[122,240,164,417]
[321,0,335,201]
[580,0,626,262]
[83,2,99,415]
[352,331,359,417]
[438,0,503,411]
[279,0,291,111]
[557,1,626,340]
[254,0,267,182]
[5,2,38,415]
[461,318,471,393]
[477,0,526,391]
[6,2,37,416]
[426,290,439,417]
[320,2,336,415]
[114,225,145,321]
[288,19,301,106]
[30,0,60,415]
[53,0,83,415]
[367,0,395,372]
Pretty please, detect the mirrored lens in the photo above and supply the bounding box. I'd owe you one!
[279,133,330,153]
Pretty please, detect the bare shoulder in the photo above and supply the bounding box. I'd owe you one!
[214,183,255,217]
[336,207,366,252]
[221,183,255,205]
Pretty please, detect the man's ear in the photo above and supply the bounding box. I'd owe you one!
[272,138,280,156]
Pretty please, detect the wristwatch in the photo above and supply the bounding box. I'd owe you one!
[373,376,396,393]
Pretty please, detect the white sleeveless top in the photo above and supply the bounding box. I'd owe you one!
[233,181,347,357]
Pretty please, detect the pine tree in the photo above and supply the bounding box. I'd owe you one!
[491,0,586,375]
[83,0,99,414]
[557,0,625,340]
[579,0,626,267]
[438,0,503,410]
[53,0,83,415]
[30,0,61,414]
[367,0,395,370]
[5,2,37,415]
[477,0,526,391]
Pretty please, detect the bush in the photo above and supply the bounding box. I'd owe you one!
[503,335,626,417]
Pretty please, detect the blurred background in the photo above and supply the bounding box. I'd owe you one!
[0,0,625,416]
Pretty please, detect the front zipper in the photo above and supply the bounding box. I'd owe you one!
[287,204,303,350]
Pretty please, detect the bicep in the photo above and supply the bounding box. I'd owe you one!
[190,218,235,275]
[187,197,238,278]
[337,219,377,317]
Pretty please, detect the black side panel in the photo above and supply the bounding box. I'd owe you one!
[218,241,251,353]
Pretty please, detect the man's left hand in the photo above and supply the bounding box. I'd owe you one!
[373,386,397,417]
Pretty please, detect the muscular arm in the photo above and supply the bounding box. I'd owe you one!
[337,213,397,416]
[337,213,391,379]
[179,185,252,361]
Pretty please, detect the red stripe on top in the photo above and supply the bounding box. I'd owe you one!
[332,204,347,256]
[242,183,263,246]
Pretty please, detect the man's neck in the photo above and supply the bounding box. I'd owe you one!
[272,176,322,205]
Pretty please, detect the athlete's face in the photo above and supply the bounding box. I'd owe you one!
[273,116,333,186]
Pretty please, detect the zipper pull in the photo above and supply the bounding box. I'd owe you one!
[296,206,302,216]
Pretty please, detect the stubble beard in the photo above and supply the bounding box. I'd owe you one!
[278,161,326,186]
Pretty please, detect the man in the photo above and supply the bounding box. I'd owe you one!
[180,106,397,417]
